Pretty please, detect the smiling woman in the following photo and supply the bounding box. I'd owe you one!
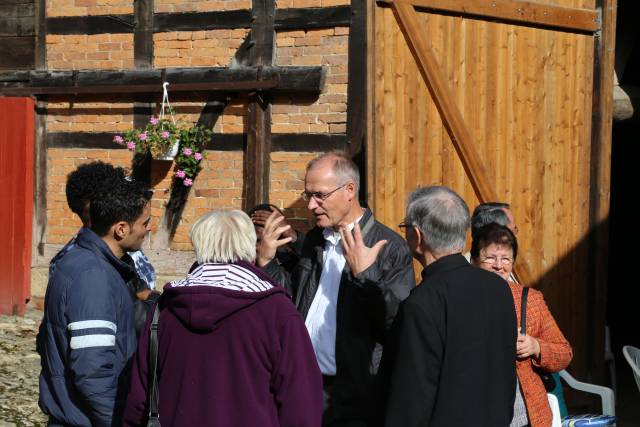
[470,223,572,427]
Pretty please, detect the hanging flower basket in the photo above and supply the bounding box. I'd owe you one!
[113,82,211,187]
[115,115,181,161]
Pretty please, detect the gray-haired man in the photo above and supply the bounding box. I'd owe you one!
[380,186,516,427]
[258,151,415,426]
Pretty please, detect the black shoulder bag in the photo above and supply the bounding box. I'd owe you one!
[520,287,556,392]
[147,304,161,427]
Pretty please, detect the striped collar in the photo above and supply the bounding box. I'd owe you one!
[168,263,274,293]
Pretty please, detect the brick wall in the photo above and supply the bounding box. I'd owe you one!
[155,0,251,13]
[47,0,132,17]
[273,28,348,134]
[154,30,248,68]
[46,34,134,70]
[276,0,349,8]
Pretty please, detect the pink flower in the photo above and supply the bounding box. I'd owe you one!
[183,178,193,186]
[126,141,136,150]
[182,147,193,156]
[175,170,186,178]
[194,152,203,161]
[113,135,124,145]
[138,132,148,141]
[161,131,170,140]
[149,116,159,125]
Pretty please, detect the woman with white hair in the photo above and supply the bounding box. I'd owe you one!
[123,210,323,427]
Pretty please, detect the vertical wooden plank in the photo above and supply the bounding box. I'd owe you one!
[244,0,275,210]
[586,0,615,382]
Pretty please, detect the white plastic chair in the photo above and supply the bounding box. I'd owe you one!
[558,369,616,417]
[622,345,640,393]
[547,370,617,426]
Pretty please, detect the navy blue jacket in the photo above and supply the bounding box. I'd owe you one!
[37,228,138,426]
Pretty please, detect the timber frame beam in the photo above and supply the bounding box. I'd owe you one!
[380,0,600,33]
[0,66,325,96]
[45,6,351,35]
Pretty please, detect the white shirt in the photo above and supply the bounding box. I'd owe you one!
[305,218,361,375]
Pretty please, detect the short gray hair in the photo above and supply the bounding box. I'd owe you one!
[471,202,510,238]
[307,151,360,192]
[406,186,470,253]
[190,210,257,264]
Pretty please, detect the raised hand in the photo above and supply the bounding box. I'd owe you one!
[256,210,293,267]
[251,208,297,242]
[339,222,387,276]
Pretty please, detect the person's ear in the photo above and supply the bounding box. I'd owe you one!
[345,181,356,200]
[113,221,129,241]
[414,226,428,252]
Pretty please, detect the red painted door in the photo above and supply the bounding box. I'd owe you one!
[0,97,34,315]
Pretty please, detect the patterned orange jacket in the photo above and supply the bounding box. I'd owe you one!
[509,281,573,427]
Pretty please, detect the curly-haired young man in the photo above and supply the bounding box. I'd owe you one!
[49,161,156,295]
[37,176,152,427]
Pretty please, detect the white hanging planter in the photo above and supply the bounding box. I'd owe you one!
[152,139,180,161]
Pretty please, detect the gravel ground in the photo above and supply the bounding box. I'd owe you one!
[0,306,47,426]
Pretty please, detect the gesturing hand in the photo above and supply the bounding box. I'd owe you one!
[256,211,292,267]
[516,330,541,360]
[251,208,297,243]
[339,222,387,276]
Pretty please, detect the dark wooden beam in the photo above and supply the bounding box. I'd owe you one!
[0,66,325,96]
[585,0,616,382]
[45,6,351,35]
[346,0,366,163]
[47,14,134,35]
[274,6,351,29]
[32,0,46,258]
[134,0,154,71]
[380,0,600,33]
[34,0,44,69]
[154,10,251,32]
[46,131,346,152]
[244,0,276,210]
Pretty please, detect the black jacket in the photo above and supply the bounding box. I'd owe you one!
[263,208,415,423]
[380,254,517,427]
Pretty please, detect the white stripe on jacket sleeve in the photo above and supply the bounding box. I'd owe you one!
[70,334,116,349]
[67,320,117,333]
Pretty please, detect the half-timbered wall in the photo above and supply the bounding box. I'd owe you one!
[40,5,352,239]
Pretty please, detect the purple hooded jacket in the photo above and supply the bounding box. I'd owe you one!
[123,261,322,427]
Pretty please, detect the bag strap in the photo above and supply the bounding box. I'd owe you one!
[520,287,529,335]
[148,303,161,424]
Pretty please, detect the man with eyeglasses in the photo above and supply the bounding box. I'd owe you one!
[257,151,415,427]
[378,186,517,427]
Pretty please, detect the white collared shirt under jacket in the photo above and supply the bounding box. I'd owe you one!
[305,220,359,376]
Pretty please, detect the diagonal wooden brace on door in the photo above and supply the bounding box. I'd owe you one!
[388,1,535,286]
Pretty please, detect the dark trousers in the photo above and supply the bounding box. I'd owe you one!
[322,375,368,427]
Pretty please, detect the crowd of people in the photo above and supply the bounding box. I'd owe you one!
[36,151,572,427]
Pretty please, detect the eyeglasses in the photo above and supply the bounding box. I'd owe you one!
[398,220,412,228]
[301,183,348,202]
[479,256,513,266]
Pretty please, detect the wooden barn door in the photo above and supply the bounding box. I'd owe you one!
[370,0,615,380]
[0,97,34,315]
